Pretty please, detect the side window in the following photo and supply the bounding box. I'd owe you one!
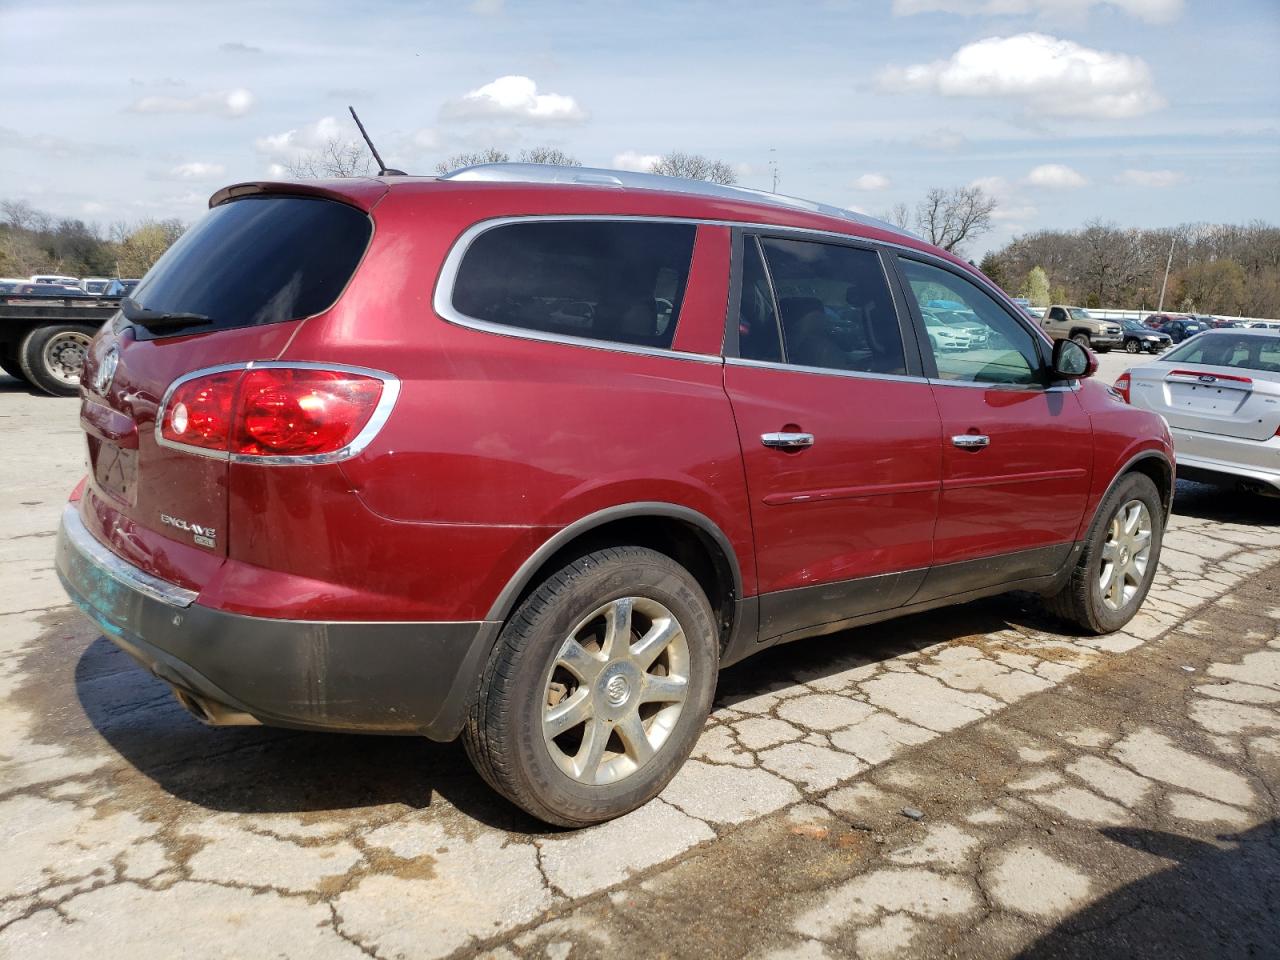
[737,236,783,362]
[1048,307,1066,321]
[898,258,1042,386]
[758,237,906,375]
[451,220,697,349]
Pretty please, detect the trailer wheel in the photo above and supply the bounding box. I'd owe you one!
[19,324,96,396]
[0,344,30,386]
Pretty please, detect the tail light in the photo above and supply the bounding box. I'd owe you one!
[158,364,398,463]
[1113,373,1131,403]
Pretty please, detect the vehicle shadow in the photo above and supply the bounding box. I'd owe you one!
[1171,477,1279,524]
[70,484,1269,832]
[1015,821,1280,959]
[0,372,43,396]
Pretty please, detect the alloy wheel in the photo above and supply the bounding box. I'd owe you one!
[542,596,690,786]
[1099,499,1153,612]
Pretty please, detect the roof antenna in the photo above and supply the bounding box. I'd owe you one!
[348,106,405,176]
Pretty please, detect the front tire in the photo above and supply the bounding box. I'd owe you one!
[1071,332,1091,350]
[18,324,96,396]
[1044,473,1164,634]
[1125,340,1141,354]
[463,546,719,827]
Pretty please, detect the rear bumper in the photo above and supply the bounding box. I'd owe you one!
[55,504,498,739]
[1171,429,1280,494]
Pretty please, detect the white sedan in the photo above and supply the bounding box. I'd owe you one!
[1115,328,1280,496]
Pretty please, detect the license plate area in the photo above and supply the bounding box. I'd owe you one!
[88,436,138,504]
[1166,382,1249,415]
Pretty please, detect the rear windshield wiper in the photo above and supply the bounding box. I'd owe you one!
[121,297,214,331]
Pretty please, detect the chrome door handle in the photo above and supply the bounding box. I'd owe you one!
[952,434,990,449]
[761,432,815,450]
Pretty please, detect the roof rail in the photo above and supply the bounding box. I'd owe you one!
[438,163,915,239]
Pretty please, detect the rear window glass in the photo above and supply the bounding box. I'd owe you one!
[128,196,372,339]
[451,220,697,349]
[1163,333,1280,372]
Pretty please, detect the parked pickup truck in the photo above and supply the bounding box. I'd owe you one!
[1038,305,1123,353]
[1,290,118,396]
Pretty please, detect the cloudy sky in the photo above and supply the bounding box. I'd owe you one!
[2,0,1277,254]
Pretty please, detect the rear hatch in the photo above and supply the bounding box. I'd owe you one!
[1133,364,1280,442]
[78,188,377,589]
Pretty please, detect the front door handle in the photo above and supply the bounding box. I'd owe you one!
[952,434,990,449]
[761,432,815,450]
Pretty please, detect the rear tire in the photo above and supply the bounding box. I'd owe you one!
[18,324,96,396]
[1043,473,1164,634]
[464,546,719,827]
[0,344,29,385]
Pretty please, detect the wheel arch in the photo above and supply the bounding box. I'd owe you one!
[1090,450,1174,532]
[484,502,744,655]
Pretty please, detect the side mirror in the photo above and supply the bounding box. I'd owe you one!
[1051,338,1095,380]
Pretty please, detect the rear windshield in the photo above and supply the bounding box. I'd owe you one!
[127,196,372,339]
[1163,333,1280,372]
[450,220,697,350]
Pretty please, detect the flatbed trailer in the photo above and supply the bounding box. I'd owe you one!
[0,293,119,396]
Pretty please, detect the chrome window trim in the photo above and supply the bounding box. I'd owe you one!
[154,360,401,466]
[432,215,720,366]
[724,356,931,386]
[433,213,1045,367]
[61,503,198,608]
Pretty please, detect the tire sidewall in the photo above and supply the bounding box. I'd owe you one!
[19,324,96,396]
[503,551,717,825]
[1080,473,1164,633]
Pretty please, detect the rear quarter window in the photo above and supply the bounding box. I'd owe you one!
[127,196,372,340]
[449,220,697,350]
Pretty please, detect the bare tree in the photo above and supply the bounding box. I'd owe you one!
[915,186,997,253]
[649,152,738,185]
[434,148,511,175]
[517,146,581,166]
[282,138,374,179]
[881,202,911,231]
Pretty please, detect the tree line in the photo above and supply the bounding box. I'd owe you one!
[979,220,1280,318]
[0,200,185,280]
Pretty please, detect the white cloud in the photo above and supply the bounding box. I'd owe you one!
[1024,163,1088,188]
[853,172,892,191]
[891,0,1182,23]
[1115,168,1186,188]
[255,116,354,168]
[879,33,1164,119]
[443,76,584,123]
[166,161,226,180]
[612,150,661,173]
[127,88,254,117]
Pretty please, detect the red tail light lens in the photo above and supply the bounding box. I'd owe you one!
[233,369,384,457]
[1113,373,1131,403]
[160,370,240,451]
[158,365,394,462]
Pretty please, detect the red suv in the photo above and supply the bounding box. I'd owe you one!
[57,165,1173,826]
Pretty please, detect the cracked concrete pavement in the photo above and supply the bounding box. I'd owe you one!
[2,372,1279,959]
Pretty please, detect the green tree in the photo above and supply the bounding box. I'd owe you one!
[1173,259,1246,314]
[116,220,185,277]
[1023,266,1051,307]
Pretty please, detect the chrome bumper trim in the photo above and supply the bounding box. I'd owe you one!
[59,503,198,608]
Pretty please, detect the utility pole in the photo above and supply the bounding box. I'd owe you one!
[768,148,778,193]
[1157,235,1175,312]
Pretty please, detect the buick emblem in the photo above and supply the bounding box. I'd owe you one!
[94,347,119,395]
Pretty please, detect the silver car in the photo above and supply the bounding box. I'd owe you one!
[1117,328,1280,496]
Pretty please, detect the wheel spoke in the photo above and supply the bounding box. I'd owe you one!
[574,717,611,782]
[614,712,654,767]
[639,673,688,704]
[1130,530,1152,553]
[1108,568,1125,607]
[600,598,634,660]
[1101,541,1120,562]
[629,617,680,671]
[544,687,592,739]
[557,638,604,683]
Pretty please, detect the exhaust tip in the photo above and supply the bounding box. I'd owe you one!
[172,688,261,726]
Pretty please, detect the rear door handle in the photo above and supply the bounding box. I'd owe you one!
[761,432,815,450]
[952,434,990,449]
